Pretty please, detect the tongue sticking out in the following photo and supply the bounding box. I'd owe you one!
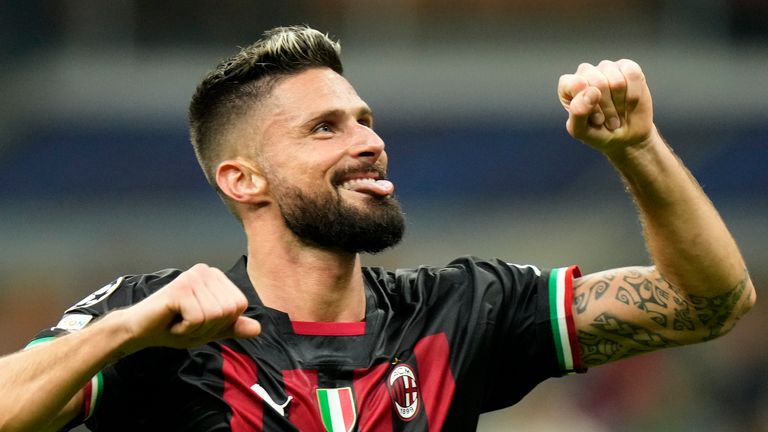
[342,179,394,197]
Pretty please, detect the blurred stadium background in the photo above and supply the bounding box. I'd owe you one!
[1,1,766,430]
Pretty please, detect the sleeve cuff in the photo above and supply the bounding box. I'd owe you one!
[81,371,104,421]
[548,265,586,374]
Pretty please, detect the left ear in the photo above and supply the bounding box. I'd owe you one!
[215,159,270,205]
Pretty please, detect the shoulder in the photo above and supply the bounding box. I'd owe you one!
[395,256,544,286]
[364,256,548,304]
[65,267,183,316]
[27,266,185,346]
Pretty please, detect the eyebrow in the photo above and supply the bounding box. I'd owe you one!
[300,106,375,128]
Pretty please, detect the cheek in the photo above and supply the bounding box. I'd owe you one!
[379,151,389,168]
[274,160,331,190]
[264,143,345,186]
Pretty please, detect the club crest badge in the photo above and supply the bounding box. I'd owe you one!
[316,387,357,432]
[387,363,421,421]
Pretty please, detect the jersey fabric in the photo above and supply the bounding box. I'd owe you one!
[30,256,584,431]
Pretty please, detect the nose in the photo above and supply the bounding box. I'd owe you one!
[347,123,386,163]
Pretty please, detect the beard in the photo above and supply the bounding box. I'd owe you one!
[270,179,405,254]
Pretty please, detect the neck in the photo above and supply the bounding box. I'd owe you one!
[244,222,366,323]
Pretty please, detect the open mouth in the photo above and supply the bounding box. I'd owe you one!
[334,169,394,198]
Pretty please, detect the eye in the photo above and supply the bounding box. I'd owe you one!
[312,122,333,134]
[358,116,374,129]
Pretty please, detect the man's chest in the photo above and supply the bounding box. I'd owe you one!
[205,331,458,431]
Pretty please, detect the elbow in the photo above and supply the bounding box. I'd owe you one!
[730,276,756,325]
[737,278,757,319]
[698,277,756,341]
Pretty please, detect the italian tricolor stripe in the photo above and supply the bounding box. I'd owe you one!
[316,387,357,432]
[82,371,104,420]
[548,265,584,373]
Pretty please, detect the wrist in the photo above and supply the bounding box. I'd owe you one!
[603,125,663,168]
[95,309,146,361]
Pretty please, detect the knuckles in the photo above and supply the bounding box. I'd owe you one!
[574,59,645,89]
[164,263,248,327]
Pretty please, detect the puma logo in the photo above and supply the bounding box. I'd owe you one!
[250,383,293,416]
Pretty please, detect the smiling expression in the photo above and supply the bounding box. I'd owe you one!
[243,67,405,253]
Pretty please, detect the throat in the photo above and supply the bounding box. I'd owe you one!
[245,249,367,322]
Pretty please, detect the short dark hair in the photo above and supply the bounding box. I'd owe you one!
[188,25,343,212]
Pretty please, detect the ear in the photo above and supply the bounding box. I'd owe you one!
[215,159,270,205]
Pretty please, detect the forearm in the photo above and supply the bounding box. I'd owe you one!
[608,128,754,305]
[0,263,260,430]
[0,310,133,432]
[562,60,755,365]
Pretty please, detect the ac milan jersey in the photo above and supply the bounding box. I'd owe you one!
[30,256,584,431]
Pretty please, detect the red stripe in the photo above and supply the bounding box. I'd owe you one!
[291,321,366,336]
[221,345,262,431]
[338,387,355,429]
[81,379,93,420]
[414,333,454,430]
[284,369,322,430]
[564,265,584,370]
[353,361,393,431]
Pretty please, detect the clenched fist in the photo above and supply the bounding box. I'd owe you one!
[119,263,261,353]
[558,59,655,156]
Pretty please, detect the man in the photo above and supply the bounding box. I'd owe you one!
[0,25,755,431]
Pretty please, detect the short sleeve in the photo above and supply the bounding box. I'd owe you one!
[436,257,585,412]
[24,268,182,429]
[546,265,584,374]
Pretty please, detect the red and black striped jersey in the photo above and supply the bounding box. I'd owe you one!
[30,256,584,431]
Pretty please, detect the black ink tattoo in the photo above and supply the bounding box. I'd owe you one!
[689,272,750,340]
[575,268,752,366]
[591,312,677,349]
[578,313,678,367]
[574,273,613,314]
[578,330,648,365]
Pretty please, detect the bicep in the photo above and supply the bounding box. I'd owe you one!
[572,266,702,367]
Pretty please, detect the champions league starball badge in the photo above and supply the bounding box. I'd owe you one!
[387,363,421,421]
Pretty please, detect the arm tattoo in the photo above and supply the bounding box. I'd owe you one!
[574,272,613,314]
[689,272,750,340]
[612,270,695,331]
[579,312,679,365]
[575,268,751,367]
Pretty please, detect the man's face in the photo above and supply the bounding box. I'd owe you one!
[252,68,404,253]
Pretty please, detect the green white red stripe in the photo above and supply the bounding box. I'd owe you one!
[316,387,357,432]
[548,266,584,373]
[82,372,104,420]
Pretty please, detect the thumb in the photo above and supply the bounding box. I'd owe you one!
[231,316,262,339]
[566,87,603,138]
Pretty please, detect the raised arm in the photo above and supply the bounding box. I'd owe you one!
[557,60,755,367]
[0,264,261,432]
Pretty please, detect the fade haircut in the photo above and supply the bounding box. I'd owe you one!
[188,25,343,216]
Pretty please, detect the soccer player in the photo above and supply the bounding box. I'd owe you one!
[0,26,755,431]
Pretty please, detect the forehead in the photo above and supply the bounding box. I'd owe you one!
[260,68,369,127]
